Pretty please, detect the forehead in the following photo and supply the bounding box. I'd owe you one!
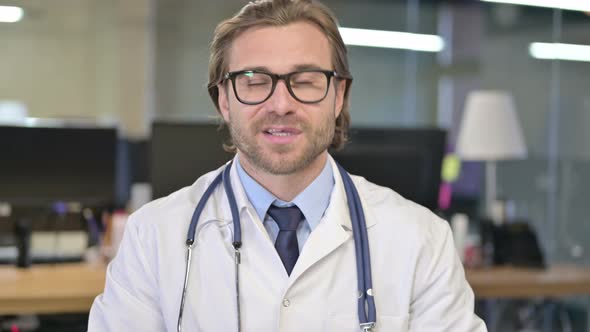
[227,21,332,72]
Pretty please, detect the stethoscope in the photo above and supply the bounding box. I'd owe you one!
[177,160,376,332]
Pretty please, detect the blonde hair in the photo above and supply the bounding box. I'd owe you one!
[207,0,352,152]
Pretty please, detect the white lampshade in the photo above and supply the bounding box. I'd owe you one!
[456,91,527,161]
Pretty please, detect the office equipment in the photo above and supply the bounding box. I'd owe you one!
[150,121,233,199]
[480,219,545,268]
[451,213,469,262]
[0,125,118,208]
[0,209,99,265]
[0,124,117,265]
[330,127,447,211]
[151,124,445,209]
[114,138,150,207]
[14,219,32,268]
[456,91,527,221]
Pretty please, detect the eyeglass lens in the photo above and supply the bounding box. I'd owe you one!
[233,71,329,104]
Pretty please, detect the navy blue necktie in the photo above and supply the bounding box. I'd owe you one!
[267,205,304,276]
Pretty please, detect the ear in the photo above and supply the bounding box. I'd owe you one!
[333,79,347,118]
[217,83,231,123]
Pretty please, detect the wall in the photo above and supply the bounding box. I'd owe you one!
[0,0,154,138]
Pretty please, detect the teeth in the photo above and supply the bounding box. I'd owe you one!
[267,129,292,136]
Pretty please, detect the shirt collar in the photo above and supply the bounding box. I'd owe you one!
[235,155,334,232]
[235,156,276,222]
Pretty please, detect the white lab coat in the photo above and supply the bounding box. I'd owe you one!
[89,156,487,331]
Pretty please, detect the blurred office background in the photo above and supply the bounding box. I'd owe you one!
[1,0,589,331]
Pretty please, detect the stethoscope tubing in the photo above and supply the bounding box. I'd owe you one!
[177,160,376,332]
[337,163,376,326]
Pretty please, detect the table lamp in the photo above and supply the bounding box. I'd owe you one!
[456,90,527,221]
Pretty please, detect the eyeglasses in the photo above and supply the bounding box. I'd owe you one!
[224,69,341,105]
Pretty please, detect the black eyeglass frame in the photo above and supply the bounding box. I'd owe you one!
[223,69,343,105]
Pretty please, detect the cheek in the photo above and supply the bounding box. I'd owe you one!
[228,102,261,125]
[308,105,334,127]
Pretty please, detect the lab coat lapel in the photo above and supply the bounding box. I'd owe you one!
[229,161,289,282]
[189,160,287,280]
[186,161,288,331]
[194,160,269,238]
[287,159,352,283]
[203,157,380,286]
[187,164,232,224]
[288,157,380,283]
[328,156,378,231]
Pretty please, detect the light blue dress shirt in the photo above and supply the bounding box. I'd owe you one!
[235,156,334,251]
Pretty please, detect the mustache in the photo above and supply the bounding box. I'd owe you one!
[253,114,308,130]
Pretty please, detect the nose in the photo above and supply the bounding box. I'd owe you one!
[266,80,297,116]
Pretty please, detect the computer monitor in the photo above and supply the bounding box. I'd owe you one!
[0,125,118,208]
[331,127,447,211]
[150,123,446,210]
[150,121,234,199]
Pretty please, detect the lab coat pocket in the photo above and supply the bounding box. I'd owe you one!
[324,314,409,332]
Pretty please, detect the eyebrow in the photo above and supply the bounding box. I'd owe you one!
[237,64,328,73]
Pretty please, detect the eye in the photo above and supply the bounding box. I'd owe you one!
[247,80,270,86]
[291,72,324,87]
[237,72,271,86]
[292,79,314,85]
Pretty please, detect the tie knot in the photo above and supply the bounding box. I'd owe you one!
[267,205,303,231]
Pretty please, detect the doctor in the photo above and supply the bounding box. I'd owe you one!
[89,0,487,331]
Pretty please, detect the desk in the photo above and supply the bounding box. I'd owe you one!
[466,265,590,299]
[467,265,590,331]
[3,263,590,315]
[0,263,106,315]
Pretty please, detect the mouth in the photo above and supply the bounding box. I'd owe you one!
[261,126,302,144]
[263,127,302,136]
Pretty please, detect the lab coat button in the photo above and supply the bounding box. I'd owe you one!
[282,299,291,307]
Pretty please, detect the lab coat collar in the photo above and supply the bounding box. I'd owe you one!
[327,155,378,230]
[192,155,380,283]
[189,159,282,248]
[189,158,258,223]
[195,155,379,232]
[229,158,277,244]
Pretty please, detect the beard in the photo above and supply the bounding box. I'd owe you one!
[228,112,335,175]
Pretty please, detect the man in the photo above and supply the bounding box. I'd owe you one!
[89,0,487,331]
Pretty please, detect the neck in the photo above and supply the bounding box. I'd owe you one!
[238,152,328,202]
